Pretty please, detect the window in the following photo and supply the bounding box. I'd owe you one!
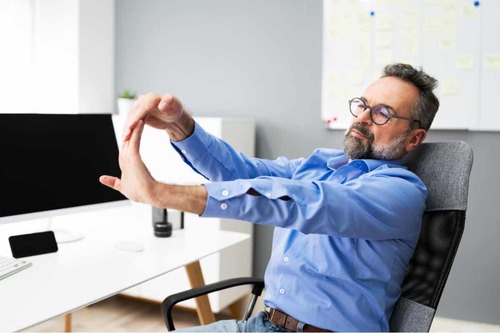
[0,0,114,114]
[0,0,36,113]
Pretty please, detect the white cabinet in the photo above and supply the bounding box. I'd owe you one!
[115,117,255,312]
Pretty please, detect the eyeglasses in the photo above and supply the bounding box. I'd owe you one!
[348,97,421,127]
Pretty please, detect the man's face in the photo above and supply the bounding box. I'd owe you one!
[344,76,420,160]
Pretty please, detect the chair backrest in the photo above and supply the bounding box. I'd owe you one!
[389,141,473,332]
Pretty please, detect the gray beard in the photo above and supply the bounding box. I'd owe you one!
[344,126,410,160]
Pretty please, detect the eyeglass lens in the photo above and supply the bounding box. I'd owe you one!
[349,98,390,125]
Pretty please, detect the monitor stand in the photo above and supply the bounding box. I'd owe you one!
[47,218,85,243]
[52,228,85,243]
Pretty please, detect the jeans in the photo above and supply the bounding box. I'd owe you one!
[174,311,291,332]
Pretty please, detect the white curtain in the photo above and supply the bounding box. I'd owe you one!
[0,0,36,113]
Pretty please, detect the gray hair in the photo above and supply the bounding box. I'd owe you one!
[381,63,439,131]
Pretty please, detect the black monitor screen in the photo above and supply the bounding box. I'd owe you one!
[0,113,127,221]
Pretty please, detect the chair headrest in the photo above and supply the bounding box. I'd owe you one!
[402,141,473,211]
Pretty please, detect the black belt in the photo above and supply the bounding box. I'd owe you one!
[267,308,333,332]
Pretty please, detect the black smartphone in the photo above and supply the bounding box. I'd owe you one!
[9,231,58,258]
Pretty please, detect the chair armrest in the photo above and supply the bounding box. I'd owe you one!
[161,277,264,331]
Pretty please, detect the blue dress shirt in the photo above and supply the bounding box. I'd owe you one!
[172,122,427,332]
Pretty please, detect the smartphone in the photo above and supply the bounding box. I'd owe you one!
[9,231,58,258]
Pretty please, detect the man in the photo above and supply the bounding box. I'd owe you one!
[100,63,439,331]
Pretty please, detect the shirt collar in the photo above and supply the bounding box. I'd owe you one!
[326,150,404,172]
[349,157,403,172]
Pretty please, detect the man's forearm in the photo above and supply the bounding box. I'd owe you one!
[154,183,208,215]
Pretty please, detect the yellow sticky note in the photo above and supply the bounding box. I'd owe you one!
[461,3,479,19]
[484,54,500,70]
[442,19,458,33]
[355,12,371,33]
[376,13,394,31]
[349,69,365,85]
[328,21,342,38]
[403,7,420,27]
[441,79,460,95]
[442,3,457,15]
[443,0,455,7]
[456,54,474,70]
[376,32,393,48]
[403,27,419,38]
[376,50,393,65]
[404,40,419,55]
[440,37,456,51]
[357,44,370,63]
[424,19,441,33]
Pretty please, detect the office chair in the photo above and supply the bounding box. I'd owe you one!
[161,141,474,332]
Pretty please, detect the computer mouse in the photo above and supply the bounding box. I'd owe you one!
[113,240,144,252]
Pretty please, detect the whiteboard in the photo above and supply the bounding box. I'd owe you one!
[322,0,374,129]
[322,0,495,131]
[477,0,500,131]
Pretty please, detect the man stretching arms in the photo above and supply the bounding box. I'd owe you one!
[100,63,439,331]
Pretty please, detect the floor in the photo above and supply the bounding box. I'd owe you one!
[21,294,500,332]
[22,295,232,332]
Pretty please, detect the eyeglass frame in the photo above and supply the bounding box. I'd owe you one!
[348,97,422,128]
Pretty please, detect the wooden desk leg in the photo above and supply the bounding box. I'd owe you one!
[64,313,72,332]
[185,261,216,325]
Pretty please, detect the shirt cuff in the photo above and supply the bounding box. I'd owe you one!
[171,121,212,164]
[202,181,252,218]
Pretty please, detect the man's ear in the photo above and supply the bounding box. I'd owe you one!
[405,129,427,153]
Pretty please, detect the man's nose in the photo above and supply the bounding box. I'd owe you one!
[357,108,372,124]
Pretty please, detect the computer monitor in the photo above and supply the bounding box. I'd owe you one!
[0,113,129,241]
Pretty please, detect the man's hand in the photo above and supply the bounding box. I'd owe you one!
[100,118,208,215]
[123,93,195,143]
[100,119,158,205]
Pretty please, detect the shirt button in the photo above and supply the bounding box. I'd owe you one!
[221,190,229,197]
[279,288,285,295]
[283,256,289,263]
[220,203,228,210]
[181,149,188,155]
[265,192,272,197]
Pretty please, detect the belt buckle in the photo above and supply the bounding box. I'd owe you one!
[268,308,286,327]
[267,307,330,332]
[267,307,278,320]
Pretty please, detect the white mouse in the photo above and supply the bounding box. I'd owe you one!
[114,240,144,252]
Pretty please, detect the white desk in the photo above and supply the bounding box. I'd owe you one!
[0,207,250,332]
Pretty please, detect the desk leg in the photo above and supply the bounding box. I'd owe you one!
[64,313,72,332]
[185,261,216,325]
